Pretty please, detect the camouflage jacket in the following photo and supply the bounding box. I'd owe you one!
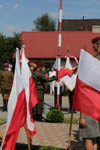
[0,71,13,91]
[32,71,57,91]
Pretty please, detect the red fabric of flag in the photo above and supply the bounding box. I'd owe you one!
[73,76,100,121]
[56,68,72,78]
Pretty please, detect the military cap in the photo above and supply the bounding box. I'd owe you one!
[92,37,100,44]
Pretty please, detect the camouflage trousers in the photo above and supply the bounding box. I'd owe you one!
[32,90,44,118]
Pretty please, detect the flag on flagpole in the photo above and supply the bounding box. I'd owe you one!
[65,57,72,70]
[56,68,72,78]
[1,48,38,150]
[73,49,100,121]
[21,48,38,139]
[53,57,72,78]
[52,57,58,70]
[61,56,77,91]
[1,50,26,150]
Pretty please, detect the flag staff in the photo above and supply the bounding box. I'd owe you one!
[56,0,62,110]
[25,124,31,150]
[66,47,74,150]
[67,46,70,57]
[66,108,74,150]
[21,46,31,150]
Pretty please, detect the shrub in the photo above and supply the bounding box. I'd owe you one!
[46,109,64,123]
[40,146,60,150]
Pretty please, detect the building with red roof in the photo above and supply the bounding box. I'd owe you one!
[20,31,100,67]
[21,31,100,59]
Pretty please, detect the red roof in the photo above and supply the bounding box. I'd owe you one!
[21,31,100,58]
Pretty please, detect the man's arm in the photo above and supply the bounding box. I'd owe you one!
[40,72,57,83]
[79,112,86,128]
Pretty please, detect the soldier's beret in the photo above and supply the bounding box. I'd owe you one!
[92,37,100,44]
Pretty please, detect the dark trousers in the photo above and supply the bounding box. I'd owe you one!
[54,87,62,109]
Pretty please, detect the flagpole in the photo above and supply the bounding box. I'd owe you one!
[21,46,31,150]
[66,46,74,150]
[56,0,62,110]
[66,108,74,150]
[25,124,31,150]
[67,46,69,57]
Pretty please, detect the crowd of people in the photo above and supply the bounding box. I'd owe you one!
[0,36,100,150]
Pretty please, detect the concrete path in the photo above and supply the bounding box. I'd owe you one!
[0,94,82,150]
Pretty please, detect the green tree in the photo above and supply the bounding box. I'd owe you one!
[0,33,22,70]
[33,13,56,31]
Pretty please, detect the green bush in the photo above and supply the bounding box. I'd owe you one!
[40,146,60,150]
[46,109,64,123]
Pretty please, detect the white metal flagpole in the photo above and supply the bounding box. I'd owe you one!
[56,0,62,110]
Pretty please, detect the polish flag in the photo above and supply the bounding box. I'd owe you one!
[73,49,100,121]
[61,56,77,91]
[21,48,38,139]
[52,57,58,70]
[56,68,72,78]
[53,57,72,78]
[1,49,38,150]
[65,56,72,70]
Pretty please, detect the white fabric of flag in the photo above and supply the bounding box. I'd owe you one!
[52,57,58,69]
[61,56,77,91]
[1,48,38,150]
[78,49,100,92]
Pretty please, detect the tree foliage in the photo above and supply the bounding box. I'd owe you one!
[0,33,22,69]
[33,13,56,31]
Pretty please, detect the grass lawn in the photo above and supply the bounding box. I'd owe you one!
[64,118,79,124]
[0,118,6,125]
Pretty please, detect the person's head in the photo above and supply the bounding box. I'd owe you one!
[51,67,54,72]
[37,61,44,71]
[92,37,100,53]
[29,62,37,71]
[42,66,46,72]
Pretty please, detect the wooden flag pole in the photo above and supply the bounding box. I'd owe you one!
[66,108,74,150]
[25,124,31,150]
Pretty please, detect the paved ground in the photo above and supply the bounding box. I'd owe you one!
[0,93,83,150]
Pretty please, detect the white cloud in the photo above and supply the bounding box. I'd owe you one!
[50,12,59,19]
[12,3,19,9]
[0,4,3,8]
[7,25,20,32]
[50,11,64,20]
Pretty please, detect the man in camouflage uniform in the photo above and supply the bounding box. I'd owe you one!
[32,61,57,121]
[0,69,13,111]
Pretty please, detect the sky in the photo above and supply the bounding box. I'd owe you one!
[0,0,100,37]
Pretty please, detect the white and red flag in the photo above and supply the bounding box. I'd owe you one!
[65,56,72,70]
[61,55,77,91]
[53,57,72,78]
[1,49,38,150]
[73,49,100,121]
[21,48,38,139]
